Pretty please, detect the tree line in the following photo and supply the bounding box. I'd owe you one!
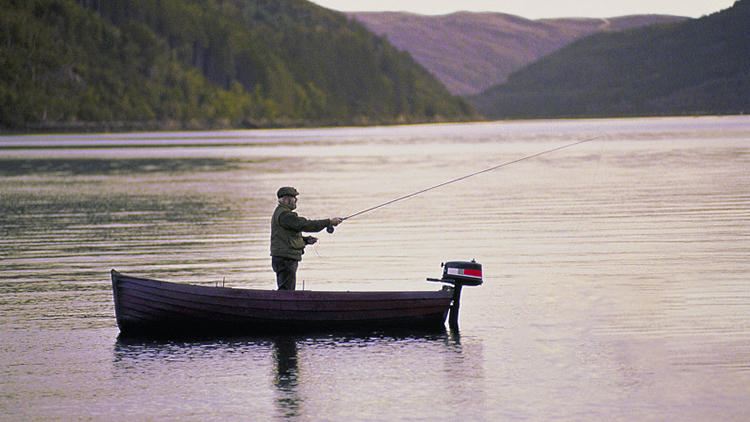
[1,0,475,132]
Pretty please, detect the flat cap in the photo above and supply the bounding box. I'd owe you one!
[277,186,299,198]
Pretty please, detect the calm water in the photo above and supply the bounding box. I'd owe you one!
[1,116,749,421]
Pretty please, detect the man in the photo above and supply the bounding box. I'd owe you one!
[270,186,342,290]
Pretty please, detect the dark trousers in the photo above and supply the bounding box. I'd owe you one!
[272,256,299,290]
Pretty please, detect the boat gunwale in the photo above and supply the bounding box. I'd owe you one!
[112,270,454,302]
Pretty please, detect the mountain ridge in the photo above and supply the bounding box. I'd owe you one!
[469,0,750,118]
[349,11,686,96]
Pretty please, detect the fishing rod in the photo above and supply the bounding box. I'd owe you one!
[326,136,599,232]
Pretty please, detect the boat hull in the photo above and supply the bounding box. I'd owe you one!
[111,270,455,337]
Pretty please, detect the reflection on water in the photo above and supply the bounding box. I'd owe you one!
[111,331,467,420]
[2,117,749,420]
[0,158,241,177]
[273,337,301,419]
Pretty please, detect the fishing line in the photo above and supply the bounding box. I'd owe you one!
[312,242,323,258]
[341,136,600,222]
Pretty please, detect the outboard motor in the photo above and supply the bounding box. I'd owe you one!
[440,260,483,286]
[427,259,482,329]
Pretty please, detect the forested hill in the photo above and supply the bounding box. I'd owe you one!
[1,0,474,132]
[470,0,750,119]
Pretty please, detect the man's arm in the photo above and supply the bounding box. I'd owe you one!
[279,211,330,233]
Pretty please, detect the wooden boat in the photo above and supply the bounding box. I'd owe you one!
[111,261,481,337]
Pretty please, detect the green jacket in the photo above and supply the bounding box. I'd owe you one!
[270,203,330,260]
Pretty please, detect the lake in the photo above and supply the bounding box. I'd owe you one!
[1,116,749,420]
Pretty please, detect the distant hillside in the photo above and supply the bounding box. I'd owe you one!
[470,1,749,119]
[0,0,474,132]
[350,12,686,96]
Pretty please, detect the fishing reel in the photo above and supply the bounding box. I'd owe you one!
[327,217,345,233]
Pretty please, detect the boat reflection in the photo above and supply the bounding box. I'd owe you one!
[113,330,466,419]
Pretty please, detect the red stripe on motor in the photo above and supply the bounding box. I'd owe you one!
[464,269,482,277]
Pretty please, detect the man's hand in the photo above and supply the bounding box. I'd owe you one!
[330,217,343,226]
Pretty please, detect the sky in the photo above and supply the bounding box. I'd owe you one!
[307,0,736,19]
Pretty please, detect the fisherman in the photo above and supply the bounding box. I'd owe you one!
[271,187,342,290]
